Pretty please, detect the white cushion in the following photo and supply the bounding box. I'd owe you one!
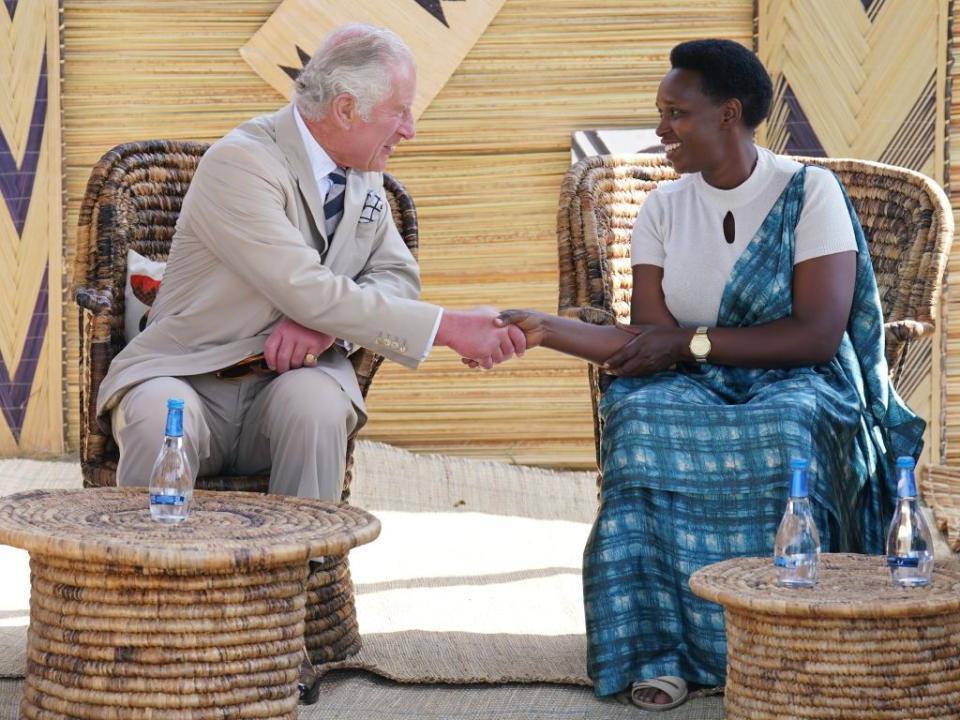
[123,249,166,343]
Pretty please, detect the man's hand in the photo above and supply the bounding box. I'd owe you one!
[435,307,526,370]
[264,317,336,373]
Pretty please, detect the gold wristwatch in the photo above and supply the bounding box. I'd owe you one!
[689,326,711,363]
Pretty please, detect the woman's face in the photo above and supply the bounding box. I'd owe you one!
[655,68,730,174]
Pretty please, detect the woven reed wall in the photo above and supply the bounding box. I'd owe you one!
[0,1,64,456]
[61,0,753,468]
[948,3,960,465]
[756,0,952,468]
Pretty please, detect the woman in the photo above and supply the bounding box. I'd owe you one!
[496,39,924,710]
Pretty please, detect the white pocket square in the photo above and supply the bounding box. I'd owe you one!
[359,191,385,223]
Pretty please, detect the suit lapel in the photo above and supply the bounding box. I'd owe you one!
[274,104,329,256]
[323,170,367,268]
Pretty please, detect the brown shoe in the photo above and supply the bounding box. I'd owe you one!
[298,648,321,705]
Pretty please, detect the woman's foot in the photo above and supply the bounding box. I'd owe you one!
[629,676,688,711]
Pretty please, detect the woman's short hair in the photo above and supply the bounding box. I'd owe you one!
[295,24,414,122]
[670,39,773,129]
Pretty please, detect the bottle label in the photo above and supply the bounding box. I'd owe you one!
[150,493,186,506]
[887,555,920,569]
[774,555,812,569]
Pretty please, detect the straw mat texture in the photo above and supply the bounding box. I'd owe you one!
[922,464,960,553]
[0,673,726,720]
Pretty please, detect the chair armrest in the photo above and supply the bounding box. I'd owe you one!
[560,305,617,326]
[884,319,933,343]
[75,286,113,314]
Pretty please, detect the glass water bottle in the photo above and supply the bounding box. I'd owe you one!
[774,458,821,588]
[885,456,934,587]
[148,398,194,523]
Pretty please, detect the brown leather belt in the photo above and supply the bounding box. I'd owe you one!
[215,353,276,381]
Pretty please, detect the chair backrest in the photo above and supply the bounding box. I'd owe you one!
[73,140,419,500]
[557,153,953,465]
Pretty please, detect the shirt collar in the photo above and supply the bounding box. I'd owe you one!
[293,106,339,184]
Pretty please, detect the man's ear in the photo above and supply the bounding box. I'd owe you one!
[330,93,358,129]
[720,98,743,128]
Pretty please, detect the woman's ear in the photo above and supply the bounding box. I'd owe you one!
[720,98,743,129]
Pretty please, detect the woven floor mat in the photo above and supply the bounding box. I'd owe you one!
[324,507,593,685]
[0,674,725,720]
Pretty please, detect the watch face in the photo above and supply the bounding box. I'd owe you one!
[691,334,710,357]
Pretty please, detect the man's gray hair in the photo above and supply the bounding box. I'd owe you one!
[294,24,414,122]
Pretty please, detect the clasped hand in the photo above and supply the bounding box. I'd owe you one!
[602,323,683,376]
[439,307,527,370]
[264,318,335,373]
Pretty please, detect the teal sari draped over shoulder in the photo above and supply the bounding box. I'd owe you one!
[584,167,924,696]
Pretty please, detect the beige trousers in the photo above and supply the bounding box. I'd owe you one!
[111,368,359,501]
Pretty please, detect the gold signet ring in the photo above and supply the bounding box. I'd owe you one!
[304,353,318,366]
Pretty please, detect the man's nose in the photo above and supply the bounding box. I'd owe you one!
[399,113,415,141]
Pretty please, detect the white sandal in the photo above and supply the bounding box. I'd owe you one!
[629,675,688,711]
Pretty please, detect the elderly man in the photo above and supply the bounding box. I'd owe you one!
[97,23,522,504]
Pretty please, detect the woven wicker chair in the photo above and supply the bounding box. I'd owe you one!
[557,154,954,475]
[72,139,420,663]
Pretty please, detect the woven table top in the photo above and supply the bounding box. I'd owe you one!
[0,488,380,570]
[690,553,960,619]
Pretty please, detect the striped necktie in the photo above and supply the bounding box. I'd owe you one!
[323,167,346,239]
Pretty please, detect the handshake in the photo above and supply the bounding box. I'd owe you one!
[261,308,547,374]
[436,307,545,370]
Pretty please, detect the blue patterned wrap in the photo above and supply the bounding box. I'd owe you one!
[584,167,925,696]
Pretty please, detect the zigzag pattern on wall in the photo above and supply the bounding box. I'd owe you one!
[0,0,52,444]
[759,0,940,178]
[757,0,948,445]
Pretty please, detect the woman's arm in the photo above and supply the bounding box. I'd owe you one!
[631,264,678,326]
[494,310,637,365]
[499,250,856,374]
[605,250,857,374]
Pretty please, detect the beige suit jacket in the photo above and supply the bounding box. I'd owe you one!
[96,104,442,421]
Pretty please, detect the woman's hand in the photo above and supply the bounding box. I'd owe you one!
[495,309,550,349]
[603,324,688,377]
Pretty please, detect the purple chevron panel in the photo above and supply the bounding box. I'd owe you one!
[0,266,48,441]
[783,83,825,157]
[3,1,16,19]
[0,52,46,236]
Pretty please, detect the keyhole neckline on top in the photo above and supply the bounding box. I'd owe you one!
[723,211,735,244]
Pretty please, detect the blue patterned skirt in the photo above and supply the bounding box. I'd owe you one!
[585,371,846,694]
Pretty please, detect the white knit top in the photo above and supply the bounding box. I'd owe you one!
[629,147,857,328]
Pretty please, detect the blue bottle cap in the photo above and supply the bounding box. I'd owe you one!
[895,456,918,498]
[789,458,809,497]
[165,398,185,437]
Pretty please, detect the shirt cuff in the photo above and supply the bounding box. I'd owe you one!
[422,308,443,361]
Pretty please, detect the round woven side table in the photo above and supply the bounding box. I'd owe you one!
[0,488,380,720]
[690,553,960,720]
